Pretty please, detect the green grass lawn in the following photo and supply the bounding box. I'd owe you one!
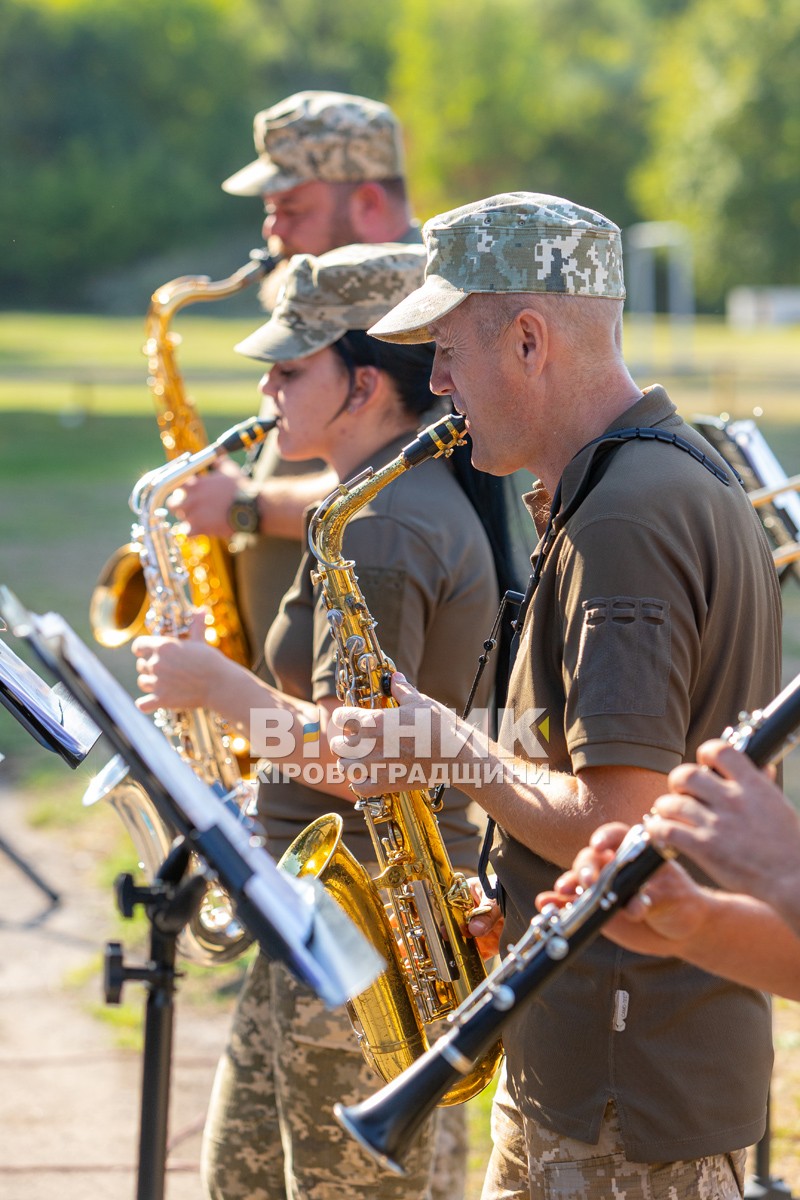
[1,310,799,1196]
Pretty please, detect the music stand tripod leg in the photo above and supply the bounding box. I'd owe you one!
[0,833,60,908]
[104,842,206,1200]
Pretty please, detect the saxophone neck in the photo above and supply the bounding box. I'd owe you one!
[144,250,282,459]
[147,249,280,323]
[131,417,275,518]
[309,411,468,567]
[310,461,406,568]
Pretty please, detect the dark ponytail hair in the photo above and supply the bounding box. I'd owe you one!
[330,329,437,420]
[332,327,526,708]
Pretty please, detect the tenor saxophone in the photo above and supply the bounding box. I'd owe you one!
[90,247,278,663]
[85,417,274,965]
[279,413,503,1105]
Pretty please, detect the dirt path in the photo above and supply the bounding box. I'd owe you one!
[1,777,798,1200]
[0,783,231,1200]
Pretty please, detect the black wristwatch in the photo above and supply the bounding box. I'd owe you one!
[227,490,262,535]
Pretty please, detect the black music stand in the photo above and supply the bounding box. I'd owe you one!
[104,840,208,1200]
[1,589,383,1199]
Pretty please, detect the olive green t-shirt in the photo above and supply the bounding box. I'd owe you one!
[258,432,500,872]
[233,223,425,676]
[494,387,781,1161]
[233,435,326,677]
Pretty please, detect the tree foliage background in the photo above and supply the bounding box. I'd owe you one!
[1,0,798,312]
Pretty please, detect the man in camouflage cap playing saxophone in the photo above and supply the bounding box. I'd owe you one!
[333,191,781,1200]
[172,91,422,663]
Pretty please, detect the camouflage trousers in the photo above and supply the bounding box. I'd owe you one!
[481,1063,748,1200]
[200,952,467,1200]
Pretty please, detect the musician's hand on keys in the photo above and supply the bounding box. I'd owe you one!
[535,822,709,958]
[646,739,800,925]
[330,674,458,797]
[133,610,224,713]
[168,457,245,538]
[467,878,504,960]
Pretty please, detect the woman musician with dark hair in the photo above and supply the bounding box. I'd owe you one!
[131,241,518,1200]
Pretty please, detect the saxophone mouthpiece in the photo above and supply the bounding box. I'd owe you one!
[216,416,277,455]
[248,246,283,276]
[402,412,468,468]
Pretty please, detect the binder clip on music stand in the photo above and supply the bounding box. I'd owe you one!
[1,589,384,1200]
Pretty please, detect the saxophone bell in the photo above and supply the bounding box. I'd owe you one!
[89,251,278,656]
[90,541,148,648]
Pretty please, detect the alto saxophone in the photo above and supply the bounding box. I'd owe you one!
[90,247,278,662]
[279,413,503,1105]
[85,417,274,965]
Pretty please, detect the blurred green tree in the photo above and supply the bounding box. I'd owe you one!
[389,0,656,227]
[633,0,800,309]
[245,0,395,102]
[0,0,264,308]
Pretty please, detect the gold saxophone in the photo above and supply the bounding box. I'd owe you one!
[279,413,503,1105]
[90,247,278,663]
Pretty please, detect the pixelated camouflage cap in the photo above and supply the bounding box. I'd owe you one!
[222,90,405,197]
[368,192,626,343]
[234,242,427,363]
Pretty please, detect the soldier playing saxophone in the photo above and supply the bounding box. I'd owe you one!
[133,243,514,1200]
[331,193,782,1200]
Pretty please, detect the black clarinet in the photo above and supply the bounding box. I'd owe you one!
[334,671,800,1175]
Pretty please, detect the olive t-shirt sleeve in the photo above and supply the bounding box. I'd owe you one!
[558,512,703,773]
[309,514,438,702]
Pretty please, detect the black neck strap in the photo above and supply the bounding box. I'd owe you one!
[476,425,739,900]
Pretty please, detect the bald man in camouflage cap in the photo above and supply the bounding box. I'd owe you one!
[333,193,781,1200]
[171,90,422,670]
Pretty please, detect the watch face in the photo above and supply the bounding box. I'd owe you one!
[229,496,260,534]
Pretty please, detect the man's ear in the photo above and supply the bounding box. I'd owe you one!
[513,308,548,376]
[345,365,381,412]
[349,182,386,238]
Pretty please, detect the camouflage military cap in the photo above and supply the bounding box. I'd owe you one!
[234,242,427,362]
[222,90,405,197]
[368,192,626,343]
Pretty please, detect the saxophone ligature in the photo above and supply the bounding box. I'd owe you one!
[278,412,504,1105]
[85,417,275,965]
[90,247,279,661]
[334,669,800,1174]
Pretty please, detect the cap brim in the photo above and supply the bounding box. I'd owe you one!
[234,320,338,364]
[222,157,304,198]
[367,275,469,343]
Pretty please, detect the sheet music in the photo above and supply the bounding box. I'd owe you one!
[4,597,382,1008]
[0,633,100,765]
